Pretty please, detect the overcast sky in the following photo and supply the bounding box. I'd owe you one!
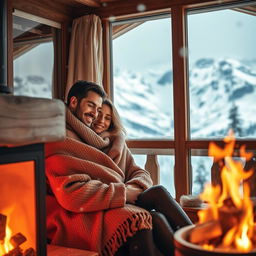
[113,9,256,72]
[14,42,54,83]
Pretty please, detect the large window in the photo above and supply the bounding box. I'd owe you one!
[13,12,57,98]
[188,8,256,140]
[110,2,256,199]
[187,4,256,195]
[112,16,175,195]
[112,16,173,139]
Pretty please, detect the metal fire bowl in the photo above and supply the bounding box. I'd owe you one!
[174,225,256,256]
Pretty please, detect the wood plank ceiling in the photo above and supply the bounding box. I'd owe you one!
[55,0,120,8]
[12,0,256,23]
[55,0,256,19]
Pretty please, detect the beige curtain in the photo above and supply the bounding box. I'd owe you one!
[65,14,103,100]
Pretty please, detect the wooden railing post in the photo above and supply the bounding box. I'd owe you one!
[145,154,160,185]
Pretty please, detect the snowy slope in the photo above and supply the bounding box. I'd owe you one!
[114,58,256,139]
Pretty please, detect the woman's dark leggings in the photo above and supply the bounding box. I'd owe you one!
[114,229,163,256]
[135,185,193,255]
[115,185,192,256]
[136,185,192,231]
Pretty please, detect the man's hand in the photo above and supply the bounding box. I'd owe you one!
[125,184,143,204]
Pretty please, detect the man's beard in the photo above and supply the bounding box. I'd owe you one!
[73,104,94,127]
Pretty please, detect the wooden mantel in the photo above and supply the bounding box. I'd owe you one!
[0,94,66,146]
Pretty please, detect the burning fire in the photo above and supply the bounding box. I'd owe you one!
[0,212,36,256]
[190,132,256,252]
[0,223,14,255]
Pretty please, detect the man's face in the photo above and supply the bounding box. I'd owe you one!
[69,91,103,127]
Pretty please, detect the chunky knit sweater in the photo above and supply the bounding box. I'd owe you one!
[45,107,153,255]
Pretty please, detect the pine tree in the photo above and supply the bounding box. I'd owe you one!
[228,103,243,137]
[194,160,208,195]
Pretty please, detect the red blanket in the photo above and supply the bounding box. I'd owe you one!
[45,107,153,255]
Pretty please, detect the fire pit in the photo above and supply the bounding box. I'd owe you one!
[175,133,256,256]
[174,225,256,256]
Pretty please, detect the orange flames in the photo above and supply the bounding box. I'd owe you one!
[196,132,256,251]
[0,220,14,255]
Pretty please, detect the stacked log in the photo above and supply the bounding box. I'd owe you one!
[0,213,36,256]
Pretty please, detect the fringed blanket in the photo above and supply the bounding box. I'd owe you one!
[45,107,153,255]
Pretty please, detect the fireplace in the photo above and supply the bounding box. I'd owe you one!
[0,94,65,256]
[0,0,65,254]
[0,92,65,256]
[0,144,46,256]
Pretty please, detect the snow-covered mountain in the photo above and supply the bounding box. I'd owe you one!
[14,75,52,98]
[113,67,173,138]
[189,58,256,138]
[114,58,256,139]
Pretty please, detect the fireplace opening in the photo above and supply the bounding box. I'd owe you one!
[0,144,46,256]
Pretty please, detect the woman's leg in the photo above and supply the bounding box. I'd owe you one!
[114,242,129,256]
[127,229,163,256]
[136,185,192,231]
[151,211,175,256]
[115,229,163,256]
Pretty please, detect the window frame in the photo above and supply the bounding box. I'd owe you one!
[104,0,256,201]
[9,8,65,100]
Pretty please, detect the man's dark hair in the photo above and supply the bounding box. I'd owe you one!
[66,80,106,105]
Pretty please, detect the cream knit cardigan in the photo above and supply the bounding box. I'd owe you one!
[45,107,153,256]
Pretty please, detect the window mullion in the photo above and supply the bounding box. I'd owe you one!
[172,5,190,201]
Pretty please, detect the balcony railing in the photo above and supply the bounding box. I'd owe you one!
[130,148,174,185]
[129,147,256,197]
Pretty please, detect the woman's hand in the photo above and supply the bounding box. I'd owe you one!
[125,184,143,204]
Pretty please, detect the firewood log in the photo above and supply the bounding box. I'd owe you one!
[24,247,36,256]
[218,198,243,235]
[10,233,26,247]
[189,220,222,244]
[3,246,23,256]
[0,213,7,240]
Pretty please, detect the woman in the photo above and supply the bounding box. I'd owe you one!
[92,99,193,256]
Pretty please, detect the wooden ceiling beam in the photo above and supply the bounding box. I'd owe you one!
[13,0,74,23]
[96,0,172,18]
[95,0,248,18]
[13,44,38,59]
[233,5,256,16]
[112,22,143,39]
[99,0,118,2]
[73,0,101,7]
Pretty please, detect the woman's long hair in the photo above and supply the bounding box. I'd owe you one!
[103,98,126,136]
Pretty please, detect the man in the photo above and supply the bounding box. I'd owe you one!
[66,80,106,127]
[45,80,159,256]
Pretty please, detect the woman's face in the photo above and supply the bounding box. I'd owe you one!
[92,104,112,134]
